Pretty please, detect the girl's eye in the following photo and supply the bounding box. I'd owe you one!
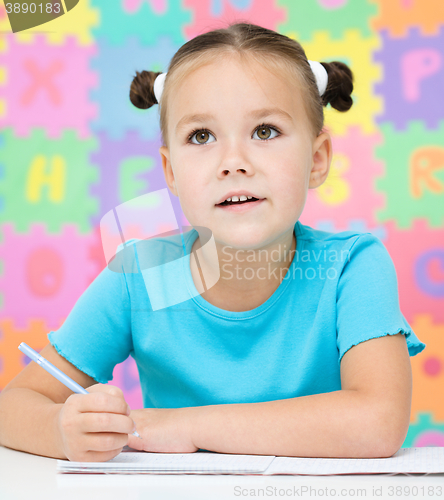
[252,124,280,141]
[189,130,216,145]
[187,123,281,145]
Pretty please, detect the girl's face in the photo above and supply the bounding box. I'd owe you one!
[160,55,331,250]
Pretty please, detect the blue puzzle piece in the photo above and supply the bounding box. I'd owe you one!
[91,36,179,140]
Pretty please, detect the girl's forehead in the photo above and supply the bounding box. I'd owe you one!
[177,56,297,91]
[170,57,304,117]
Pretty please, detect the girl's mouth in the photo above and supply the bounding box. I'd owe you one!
[216,197,265,212]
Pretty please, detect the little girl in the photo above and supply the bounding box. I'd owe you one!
[0,22,426,462]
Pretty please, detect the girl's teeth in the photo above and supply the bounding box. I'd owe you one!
[225,195,254,203]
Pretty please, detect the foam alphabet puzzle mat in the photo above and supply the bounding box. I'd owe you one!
[0,0,442,450]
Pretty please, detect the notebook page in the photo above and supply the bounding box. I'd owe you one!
[57,452,275,474]
[263,447,444,475]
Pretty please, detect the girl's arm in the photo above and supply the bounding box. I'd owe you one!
[0,387,67,459]
[0,343,94,458]
[0,343,133,461]
[188,333,411,458]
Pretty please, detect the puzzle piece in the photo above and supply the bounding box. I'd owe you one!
[278,0,377,41]
[383,220,444,324]
[0,129,98,234]
[0,0,98,46]
[92,0,191,46]
[90,130,185,229]
[0,132,4,208]
[0,3,7,35]
[88,225,107,274]
[285,30,382,135]
[111,356,143,411]
[0,35,97,138]
[0,24,6,120]
[91,36,177,139]
[0,318,57,390]
[407,315,444,422]
[405,412,444,448]
[183,0,286,40]
[300,126,385,230]
[374,27,444,130]
[370,0,444,38]
[0,223,100,330]
[375,121,444,229]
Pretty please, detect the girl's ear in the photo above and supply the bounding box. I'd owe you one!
[159,146,178,196]
[309,131,332,189]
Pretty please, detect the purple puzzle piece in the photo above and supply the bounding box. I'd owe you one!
[90,130,186,230]
[375,27,444,130]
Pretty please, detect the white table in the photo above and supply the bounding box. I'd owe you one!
[1,446,443,500]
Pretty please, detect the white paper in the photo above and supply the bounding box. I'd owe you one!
[57,447,444,475]
[263,447,444,475]
[57,451,275,474]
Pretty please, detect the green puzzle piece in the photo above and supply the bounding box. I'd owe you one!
[375,121,444,229]
[277,0,377,41]
[0,129,98,234]
[119,156,155,204]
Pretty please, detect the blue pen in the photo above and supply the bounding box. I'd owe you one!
[18,342,141,439]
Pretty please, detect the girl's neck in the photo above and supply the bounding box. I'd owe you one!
[189,230,297,311]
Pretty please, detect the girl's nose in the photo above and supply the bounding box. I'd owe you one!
[217,145,255,177]
[218,165,252,177]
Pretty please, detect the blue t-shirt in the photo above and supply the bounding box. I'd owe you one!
[48,220,426,409]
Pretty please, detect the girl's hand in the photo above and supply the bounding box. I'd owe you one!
[127,407,198,453]
[57,384,135,462]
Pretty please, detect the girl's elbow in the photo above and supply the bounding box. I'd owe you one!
[373,411,409,458]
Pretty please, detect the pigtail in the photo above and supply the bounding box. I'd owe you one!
[320,61,354,112]
[129,70,162,109]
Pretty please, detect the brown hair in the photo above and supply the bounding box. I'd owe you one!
[130,22,354,147]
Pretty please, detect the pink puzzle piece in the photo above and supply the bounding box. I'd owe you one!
[384,219,444,325]
[0,223,100,329]
[0,35,97,138]
[110,356,143,410]
[301,126,385,231]
[183,0,286,40]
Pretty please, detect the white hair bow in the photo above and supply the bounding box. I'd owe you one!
[307,60,328,96]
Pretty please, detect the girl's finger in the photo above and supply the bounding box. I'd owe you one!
[84,432,129,453]
[73,392,130,416]
[79,412,135,435]
[80,447,125,463]
[86,384,125,399]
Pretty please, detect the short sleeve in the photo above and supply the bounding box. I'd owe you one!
[336,233,426,366]
[48,265,133,384]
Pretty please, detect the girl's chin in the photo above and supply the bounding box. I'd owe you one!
[214,234,270,251]
[211,225,296,252]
